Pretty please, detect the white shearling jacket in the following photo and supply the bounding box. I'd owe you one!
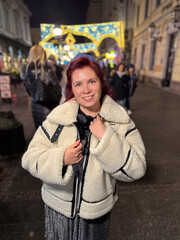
[22,95,146,220]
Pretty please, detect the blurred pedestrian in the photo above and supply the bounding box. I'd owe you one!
[48,55,64,84]
[22,53,146,240]
[59,64,68,104]
[10,72,17,89]
[21,45,61,129]
[103,63,111,82]
[125,64,137,115]
[109,63,128,107]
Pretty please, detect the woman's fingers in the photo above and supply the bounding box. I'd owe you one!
[89,115,106,141]
[75,154,83,163]
[74,142,82,152]
[72,139,81,148]
[75,151,82,158]
[64,140,83,165]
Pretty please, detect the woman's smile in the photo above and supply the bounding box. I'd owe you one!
[83,95,94,101]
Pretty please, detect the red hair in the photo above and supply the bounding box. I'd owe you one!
[66,57,113,101]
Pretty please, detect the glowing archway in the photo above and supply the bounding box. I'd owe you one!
[40,21,124,59]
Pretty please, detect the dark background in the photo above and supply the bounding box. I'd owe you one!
[23,0,90,27]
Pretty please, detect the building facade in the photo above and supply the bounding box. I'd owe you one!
[0,0,31,73]
[86,0,135,64]
[132,0,180,95]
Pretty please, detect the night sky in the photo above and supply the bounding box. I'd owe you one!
[23,0,90,27]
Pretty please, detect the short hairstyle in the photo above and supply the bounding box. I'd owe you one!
[117,63,125,71]
[66,56,112,100]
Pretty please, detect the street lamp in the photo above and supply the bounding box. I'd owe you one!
[53,27,63,60]
[53,27,62,36]
[148,22,162,42]
[171,5,180,29]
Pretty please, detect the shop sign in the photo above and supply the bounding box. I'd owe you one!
[154,65,162,72]
[0,75,11,100]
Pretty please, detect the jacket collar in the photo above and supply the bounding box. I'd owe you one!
[47,95,130,125]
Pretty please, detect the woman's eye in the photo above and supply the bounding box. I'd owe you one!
[75,83,81,87]
[90,80,96,84]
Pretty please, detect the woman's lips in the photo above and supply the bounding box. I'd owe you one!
[83,95,94,101]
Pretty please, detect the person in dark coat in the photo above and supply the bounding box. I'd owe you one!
[109,63,128,107]
[48,56,64,84]
[21,45,61,129]
[124,64,137,115]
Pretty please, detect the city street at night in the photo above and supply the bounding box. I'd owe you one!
[1,1,180,239]
[0,83,180,240]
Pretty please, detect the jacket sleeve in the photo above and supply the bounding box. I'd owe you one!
[90,120,146,182]
[21,120,73,185]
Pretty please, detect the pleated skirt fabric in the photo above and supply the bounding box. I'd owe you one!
[45,204,111,240]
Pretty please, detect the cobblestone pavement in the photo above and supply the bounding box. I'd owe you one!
[0,83,180,240]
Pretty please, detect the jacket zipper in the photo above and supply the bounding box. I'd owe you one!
[71,131,91,218]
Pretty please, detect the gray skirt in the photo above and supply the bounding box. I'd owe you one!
[45,204,111,240]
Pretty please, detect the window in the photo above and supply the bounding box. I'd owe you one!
[4,7,10,31]
[144,0,149,19]
[136,5,140,27]
[149,40,156,70]
[140,44,146,69]
[156,0,161,7]
[13,10,19,36]
[134,47,137,65]
[24,17,29,40]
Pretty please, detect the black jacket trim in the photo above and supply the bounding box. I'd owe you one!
[113,148,131,174]
[78,134,92,213]
[36,162,38,171]
[51,125,64,143]
[41,125,50,140]
[120,168,133,179]
[125,127,136,137]
[45,188,72,203]
[41,124,64,143]
[121,148,131,169]
[71,175,77,218]
[112,149,133,179]
[82,188,116,204]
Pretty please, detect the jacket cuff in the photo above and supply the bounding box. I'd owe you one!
[90,125,114,157]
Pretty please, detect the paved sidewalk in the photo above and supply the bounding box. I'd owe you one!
[0,83,180,240]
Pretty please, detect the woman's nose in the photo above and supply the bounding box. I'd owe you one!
[83,84,91,93]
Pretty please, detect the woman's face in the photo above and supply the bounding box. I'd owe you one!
[118,64,124,72]
[128,67,134,73]
[71,66,102,115]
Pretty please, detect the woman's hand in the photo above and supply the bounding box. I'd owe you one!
[89,115,106,141]
[63,139,83,166]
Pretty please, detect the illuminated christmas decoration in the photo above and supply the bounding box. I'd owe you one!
[43,42,99,60]
[40,21,124,60]
[105,51,116,59]
[65,33,76,46]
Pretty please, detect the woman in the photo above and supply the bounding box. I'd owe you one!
[22,45,61,129]
[109,63,128,107]
[22,53,146,240]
